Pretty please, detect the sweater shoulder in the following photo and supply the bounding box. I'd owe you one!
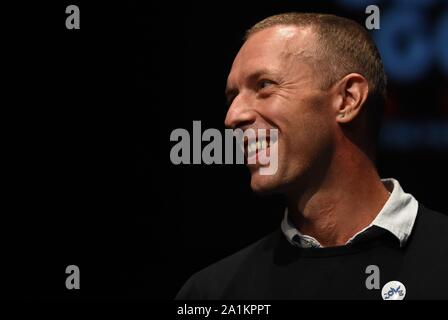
[175,228,281,299]
[409,205,448,250]
[416,205,448,235]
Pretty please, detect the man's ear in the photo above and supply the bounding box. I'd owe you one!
[334,73,369,124]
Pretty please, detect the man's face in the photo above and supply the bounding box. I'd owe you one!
[225,25,337,194]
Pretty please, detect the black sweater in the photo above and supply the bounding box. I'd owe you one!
[176,205,448,299]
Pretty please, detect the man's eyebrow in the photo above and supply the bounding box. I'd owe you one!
[247,68,279,82]
[225,86,238,98]
[225,87,238,105]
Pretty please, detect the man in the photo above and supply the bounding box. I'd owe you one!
[176,13,448,299]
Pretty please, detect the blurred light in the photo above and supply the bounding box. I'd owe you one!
[436,12,448,73]
[338,0,441,10]
[394,0,438,7]
[337,0,380,10]
[380,120,448,150]
[338,0,448,82]
[374,7,433,82]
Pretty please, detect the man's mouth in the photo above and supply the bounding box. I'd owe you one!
[244,134,278,164]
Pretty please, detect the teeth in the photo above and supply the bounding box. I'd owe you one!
[247,139,269,154]
[261,140,267,149]
[248,142,256,153]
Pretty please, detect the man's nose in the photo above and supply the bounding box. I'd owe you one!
[224,97,256,129]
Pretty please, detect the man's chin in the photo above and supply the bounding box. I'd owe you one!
[249,172,282,195]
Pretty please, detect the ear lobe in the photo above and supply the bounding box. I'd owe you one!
[336,73,369,124]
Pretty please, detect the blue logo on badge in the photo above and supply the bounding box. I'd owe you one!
[381,281,406,300]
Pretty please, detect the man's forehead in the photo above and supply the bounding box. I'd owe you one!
[239,25,315,58]
[227,25,316,85]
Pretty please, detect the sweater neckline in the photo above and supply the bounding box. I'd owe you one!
[278,228,399,258]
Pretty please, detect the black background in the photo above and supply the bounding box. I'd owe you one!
[3,0,447,300]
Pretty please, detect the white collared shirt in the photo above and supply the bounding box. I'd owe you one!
[280,178,419,248]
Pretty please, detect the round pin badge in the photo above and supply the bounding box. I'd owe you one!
[381,280,406,300]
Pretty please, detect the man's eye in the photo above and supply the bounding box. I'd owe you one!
[258,80,274,89]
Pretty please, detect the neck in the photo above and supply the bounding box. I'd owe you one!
[286,143,390,247]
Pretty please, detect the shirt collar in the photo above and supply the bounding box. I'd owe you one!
[281,178,419,248]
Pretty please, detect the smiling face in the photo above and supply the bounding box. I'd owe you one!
[225,25,338,194]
